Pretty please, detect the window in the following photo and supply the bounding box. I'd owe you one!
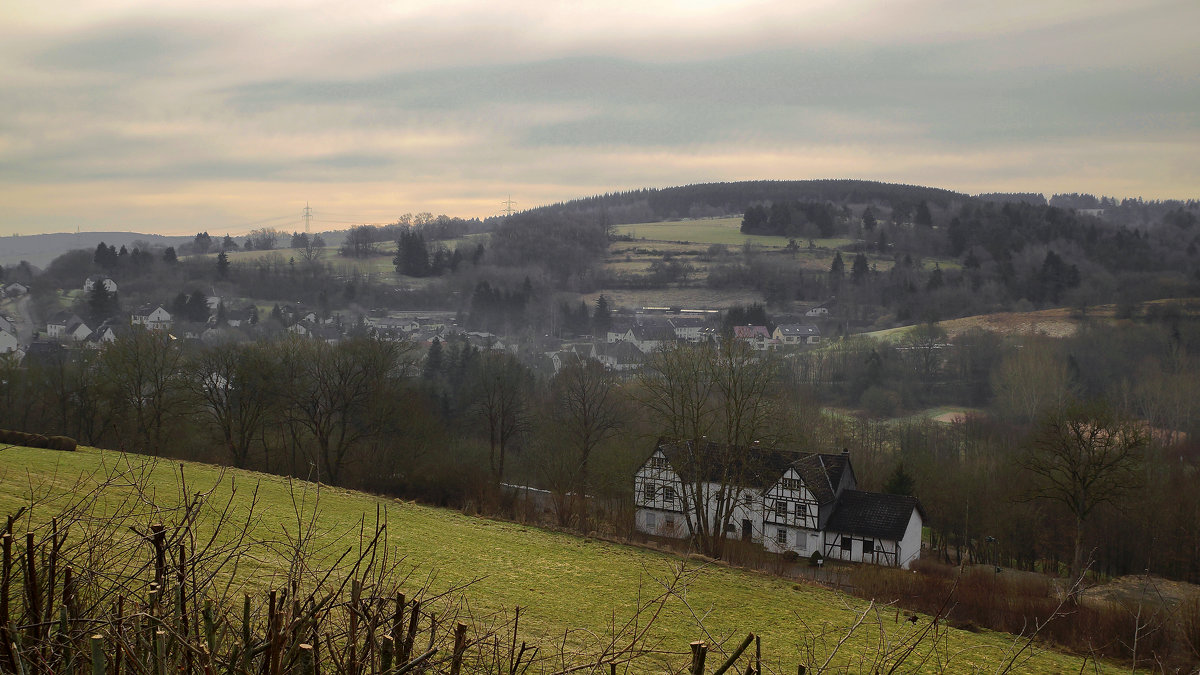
[781,478,802,491]
[725,522,736,533]
[841,537,851,551]
[646,512,657,530]
[643,483,656,502]
[742,493,755,505]
[650,456,669,469]
[776,528,787,544]
[774,500,787,518]
[664,515,675,529]
[663,486,676,502]
[863,540,874,554]
[794,504,807,522]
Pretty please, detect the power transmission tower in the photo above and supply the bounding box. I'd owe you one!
[501,195,516,217]
[302,202,313,234]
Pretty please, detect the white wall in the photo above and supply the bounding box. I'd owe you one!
[898,509,923,569]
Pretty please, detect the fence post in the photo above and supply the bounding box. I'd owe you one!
[298,644,315,675]
[690,641,707,675]
[90,635,105,675]
[449,623,468,675]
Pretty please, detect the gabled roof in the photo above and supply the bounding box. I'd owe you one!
[657,439,795,489]
[630,325,676,342]
[654,439,848,495]
[776,324,820,337]
[791,453,851,504]
[825,490,924,541]
[733,325,770,339]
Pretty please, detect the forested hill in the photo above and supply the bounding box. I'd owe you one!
[518,180,968,224]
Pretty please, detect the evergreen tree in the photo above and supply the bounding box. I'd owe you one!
[592,294,612,336]
[851,253,869,284]
[862,207,877,231]
[829,251,845,277]
[884,462,915,496]
[915,200,933,227]
[423,338,444,381]
[87,283,117,324]
[163,247,178,264]
[193,232,212,254]
[926,265,944,291]
[394,230,430,276]
[216,251,230,278]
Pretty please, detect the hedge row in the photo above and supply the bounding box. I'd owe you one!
[0,429,76,451]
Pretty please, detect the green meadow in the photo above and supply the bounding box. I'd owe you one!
[0,445,1120,673]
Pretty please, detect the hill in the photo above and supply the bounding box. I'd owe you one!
[0,444,1120,673]
[522,179,969,225]
[0,232,192,268]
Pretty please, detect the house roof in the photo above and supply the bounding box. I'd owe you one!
[825,490,924,541]
[657,439,794,489]
[791,453,851,504]
[630,325,676,342]
[776,324,820,337]
[654,438,848,495]
[733,325,770,339]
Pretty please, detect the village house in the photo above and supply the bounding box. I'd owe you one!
[732,325,775,351]
[46,312,92,342]
[0,328,19,355]
[772,324,821,346]
[131,305,173,331]
[2,282,29,297]
[83,276,118,294]
[668,316,708,342]
[634,439,925,568]
[84,319,122,347]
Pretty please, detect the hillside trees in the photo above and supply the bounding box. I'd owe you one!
[282,337,418,483]
[548,358,621,529]
[472,351,533,484]
[187,343,281,468]
[100,328,187,454]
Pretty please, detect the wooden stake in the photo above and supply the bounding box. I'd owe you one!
[690,641,707,675]
[449,623,467,675]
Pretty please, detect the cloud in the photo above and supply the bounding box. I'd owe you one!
[0,0,1196,235]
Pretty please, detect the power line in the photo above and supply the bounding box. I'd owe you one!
[501,195,517,217]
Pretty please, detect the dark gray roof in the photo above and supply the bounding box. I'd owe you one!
[825,490,924,541]
[791,453,851,504]
[655,439,847,495]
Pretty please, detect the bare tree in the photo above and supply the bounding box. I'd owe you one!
[549,358,621,529]
[1022,400,1146,584]
[471,351,532,484]
[99,328,186,454]
[632,341,781,557]
[285,337,417,483]
[187,342,280,468]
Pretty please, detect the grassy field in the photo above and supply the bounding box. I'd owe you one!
[0,445,1122,673]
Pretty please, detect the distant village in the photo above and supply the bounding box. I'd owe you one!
[1,274,835,377]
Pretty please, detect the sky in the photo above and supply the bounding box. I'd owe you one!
[1,0,1197,236]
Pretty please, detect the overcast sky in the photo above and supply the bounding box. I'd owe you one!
[1,0,1197,236]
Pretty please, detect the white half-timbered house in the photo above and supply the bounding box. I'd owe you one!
[633,447,689,538]
[634,439,925,568]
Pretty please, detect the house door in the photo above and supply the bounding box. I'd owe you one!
[741,519,752,541]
